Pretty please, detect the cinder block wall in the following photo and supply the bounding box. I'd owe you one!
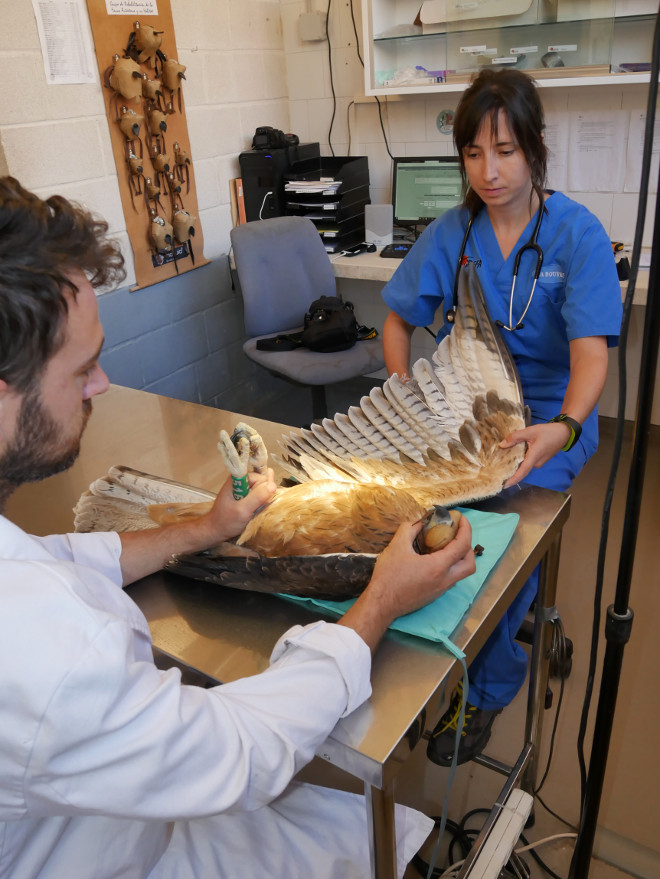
[0,0,292,412]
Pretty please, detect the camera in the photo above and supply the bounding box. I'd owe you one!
[252,126,300,150]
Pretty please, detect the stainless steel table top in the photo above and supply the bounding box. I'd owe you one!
[5,385,570,788]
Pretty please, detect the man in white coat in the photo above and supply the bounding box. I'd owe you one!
[0,177,476,879]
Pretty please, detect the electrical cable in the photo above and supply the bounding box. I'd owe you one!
[325,0,336,156]
[459,807,529,878]
[413,806,538,879]
[573,9,660,822]
[411,818,465,878]
[535,791,577,832]
[534,620,566,796]
[349,0,363,65]
[258,190,273,219]
[346,100,354,155]
[346,1,361,160]
[534,677,563,794]
[348,0,394,173]
[519,832,567,879]
[515,832,578,853]
[413,617,576,879]
[375,96,395,160]
[423,659,470,879]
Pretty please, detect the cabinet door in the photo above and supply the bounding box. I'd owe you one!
[362,0,654,94]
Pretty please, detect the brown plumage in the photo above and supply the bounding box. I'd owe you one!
[74,264,527,598]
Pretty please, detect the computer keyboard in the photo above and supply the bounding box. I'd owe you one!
[380,242,413,259]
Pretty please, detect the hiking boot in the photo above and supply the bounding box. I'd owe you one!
[427,681,502,767]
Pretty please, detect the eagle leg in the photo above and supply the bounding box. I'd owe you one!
[218,423,269,499]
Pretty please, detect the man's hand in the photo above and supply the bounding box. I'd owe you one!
[195,468,277,546]
[499,422,572,488]
[119,469,276,586]
[338,516,476,652]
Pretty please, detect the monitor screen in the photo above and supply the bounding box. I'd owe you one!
[392,156,464,228]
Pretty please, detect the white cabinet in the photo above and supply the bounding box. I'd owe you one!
[361,0,656,94]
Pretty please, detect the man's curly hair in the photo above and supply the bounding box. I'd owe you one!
[0,177,126,391]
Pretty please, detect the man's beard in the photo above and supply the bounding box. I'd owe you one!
[0,385,91,493]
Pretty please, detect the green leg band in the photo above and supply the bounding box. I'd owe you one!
[231,474,249,500]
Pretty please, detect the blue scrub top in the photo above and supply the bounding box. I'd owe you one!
[382,191,622,463]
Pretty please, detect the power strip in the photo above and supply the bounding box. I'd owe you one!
[462,789,533,879]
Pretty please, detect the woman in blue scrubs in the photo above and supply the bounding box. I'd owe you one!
[381,68,622,766]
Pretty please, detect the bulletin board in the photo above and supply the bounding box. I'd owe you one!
[86,0,208,290]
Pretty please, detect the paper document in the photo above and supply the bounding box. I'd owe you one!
[285,181,341,194]
[568,111,627,192]
[625,113,660,194]
[544,112,569,191]
[32,0,96,84]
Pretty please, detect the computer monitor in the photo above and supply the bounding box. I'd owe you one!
[392,156,464,228]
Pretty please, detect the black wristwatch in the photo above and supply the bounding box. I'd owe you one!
[548,414,582,451]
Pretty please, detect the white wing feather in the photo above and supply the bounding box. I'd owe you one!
[276,263,527,504]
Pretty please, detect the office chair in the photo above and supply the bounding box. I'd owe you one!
[230,216,385,422]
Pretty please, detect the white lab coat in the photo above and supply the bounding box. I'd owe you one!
[0,516,432,878]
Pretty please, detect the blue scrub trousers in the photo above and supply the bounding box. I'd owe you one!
[467,443,588,711]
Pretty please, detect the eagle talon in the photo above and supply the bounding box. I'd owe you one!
[217,430,249,478]
[230,422,268,474]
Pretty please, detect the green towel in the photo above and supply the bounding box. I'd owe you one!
[282,508,519,654]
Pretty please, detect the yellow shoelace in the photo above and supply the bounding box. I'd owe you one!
[434,682,473,738]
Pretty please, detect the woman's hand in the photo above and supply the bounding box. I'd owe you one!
[500,336,609,488]
[499,422,572,488]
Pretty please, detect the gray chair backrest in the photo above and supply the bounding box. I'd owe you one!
[230,216,338,337]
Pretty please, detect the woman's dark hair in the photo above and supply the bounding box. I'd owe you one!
[0,177,125,391]
[453,68,547,215]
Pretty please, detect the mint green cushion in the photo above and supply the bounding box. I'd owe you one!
[282,508,519,655]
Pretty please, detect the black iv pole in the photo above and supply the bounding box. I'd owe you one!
[569,14,660,875]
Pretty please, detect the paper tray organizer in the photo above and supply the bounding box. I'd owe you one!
[284,156,370,253]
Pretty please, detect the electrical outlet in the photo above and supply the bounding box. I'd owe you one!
[299,11,327,42]
[463,789,533,879]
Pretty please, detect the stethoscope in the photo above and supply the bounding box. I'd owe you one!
[445,204,544,332]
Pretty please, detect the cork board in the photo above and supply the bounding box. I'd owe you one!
[86,0,208,290]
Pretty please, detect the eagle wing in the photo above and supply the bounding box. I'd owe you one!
[74,264,526,598]
[269,261,526,509]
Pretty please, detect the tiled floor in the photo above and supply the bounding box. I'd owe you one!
[247,379,658,879]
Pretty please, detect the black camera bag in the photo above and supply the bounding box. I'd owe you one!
[301,296,359,353]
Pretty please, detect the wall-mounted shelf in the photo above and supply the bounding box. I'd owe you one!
[362,0,655,94]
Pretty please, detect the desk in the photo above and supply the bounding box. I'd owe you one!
[331,247,650,302]
[6,385,570,878]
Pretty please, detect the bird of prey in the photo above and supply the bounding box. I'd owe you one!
[74,264,527,599]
